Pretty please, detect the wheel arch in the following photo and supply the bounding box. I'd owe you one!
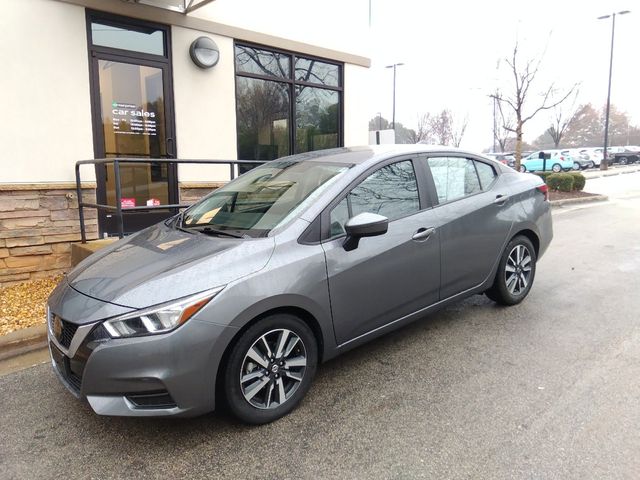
[511,228,540,257]
[214,304,327,406]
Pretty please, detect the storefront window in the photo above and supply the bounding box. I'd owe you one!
[235,44,342,161]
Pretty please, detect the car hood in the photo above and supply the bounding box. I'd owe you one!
[66,222,275,309]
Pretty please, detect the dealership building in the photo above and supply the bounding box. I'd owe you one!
[0,0,371,285]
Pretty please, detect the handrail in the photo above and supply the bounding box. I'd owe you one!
[75,158,265,243]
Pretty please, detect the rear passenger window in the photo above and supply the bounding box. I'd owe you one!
[426,157,481,203]
[475,161,496,189]
[328,160,419,239]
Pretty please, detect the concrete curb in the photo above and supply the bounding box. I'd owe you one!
[551,194,609,208]
[0,323,47,361]
[583,167,640,180]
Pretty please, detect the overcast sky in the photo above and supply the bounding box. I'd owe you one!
[202,0,639,150]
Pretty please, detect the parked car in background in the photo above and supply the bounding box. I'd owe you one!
[485,152,515,166]
[610,146,640,165]
[47,145,553,424]
[561,149,592,170]
[579,148,603,168]
[519,150,573,173]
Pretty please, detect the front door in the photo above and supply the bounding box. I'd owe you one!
[321,159,441,345]
[87,12,177,236]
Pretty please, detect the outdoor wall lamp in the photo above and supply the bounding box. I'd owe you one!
[189,36,219,69]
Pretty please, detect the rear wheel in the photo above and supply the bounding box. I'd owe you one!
[486,235,537,306]
[572,162,581,170]
[551,163,562,173]
[620,157,628,165]
[588,161,595,169]
[223,314,317,424]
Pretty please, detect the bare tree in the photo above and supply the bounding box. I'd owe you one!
[450,113,469,148]
[429,110,453,145]
[495,98,515,152]
[546,89,580,148]
[407,113,431,144]
[492,42,577,169]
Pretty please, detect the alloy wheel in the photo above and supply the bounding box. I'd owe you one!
[240,329,307,409]
[505,244,532,296]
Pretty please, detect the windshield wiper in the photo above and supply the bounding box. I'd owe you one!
[186,225,246,238]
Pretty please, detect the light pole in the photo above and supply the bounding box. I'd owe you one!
[598,10,631,170]
[385,63,404,133]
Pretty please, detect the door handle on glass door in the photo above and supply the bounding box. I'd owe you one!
[412,227,435,241]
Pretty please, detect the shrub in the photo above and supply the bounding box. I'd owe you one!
[536,172,553,183]
[569,172,586,191]
[546,173,574,192]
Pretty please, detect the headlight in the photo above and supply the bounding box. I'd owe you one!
[103,286,224,338]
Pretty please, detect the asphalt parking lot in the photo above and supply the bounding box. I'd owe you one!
[1,174,639,480]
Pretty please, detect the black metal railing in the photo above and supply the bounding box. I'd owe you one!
[75,158,265,243]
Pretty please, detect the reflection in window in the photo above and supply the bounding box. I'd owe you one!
[91,22,165,56]
[475,161,496,189]
[295,58,339,86]
[235,45,290,78]
[427,157,481,203]
[235,43,342,162]
[236,77,290,161]
[328,162,419,239]
[295,86,339,154]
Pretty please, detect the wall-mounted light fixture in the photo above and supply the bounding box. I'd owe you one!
[189,36,219,69]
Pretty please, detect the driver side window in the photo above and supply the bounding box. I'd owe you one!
[328,160,419,239]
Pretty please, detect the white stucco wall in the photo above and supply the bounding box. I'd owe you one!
[0,0,94,183]
[171,26,237,182]
[344,64,372,147]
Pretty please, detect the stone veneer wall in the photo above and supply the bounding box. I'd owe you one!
[178,181,225,205]
[0,182,225,286]
[0,184,98,285]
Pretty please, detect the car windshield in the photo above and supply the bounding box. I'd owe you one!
[180,160,349,238]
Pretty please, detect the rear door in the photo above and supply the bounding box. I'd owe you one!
[421,155,514,299]
[321,157,441,345]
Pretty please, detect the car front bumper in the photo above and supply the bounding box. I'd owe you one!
[47,305,238,418]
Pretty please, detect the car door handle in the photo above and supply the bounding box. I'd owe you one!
[412,227,435,241]
[494,194,509,205]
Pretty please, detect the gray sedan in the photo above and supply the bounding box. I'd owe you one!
[47,146,553,424]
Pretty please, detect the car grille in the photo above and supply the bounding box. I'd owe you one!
[50,342,83,396]
[49,313,79,349]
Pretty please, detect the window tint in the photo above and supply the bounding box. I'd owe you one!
[427,157,481,203]
[91,22,165,56]
[329,197,349,238]
[328,160,419,238]
[475,161,496,189]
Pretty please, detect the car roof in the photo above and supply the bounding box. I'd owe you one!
[273,145,492,166]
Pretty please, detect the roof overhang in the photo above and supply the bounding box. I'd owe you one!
[121,0,216,15]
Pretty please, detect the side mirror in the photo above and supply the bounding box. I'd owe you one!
[343,212,389,251]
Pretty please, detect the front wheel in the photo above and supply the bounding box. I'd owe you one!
[224,314,318,424]
[573,162,581,171]
[620,157,628,165]
[519,164,527,173]
[588,161,595,169]
[485,235,537,306]
[551,163,562,173]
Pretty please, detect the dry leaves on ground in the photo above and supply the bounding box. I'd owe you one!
[0,275,62,336]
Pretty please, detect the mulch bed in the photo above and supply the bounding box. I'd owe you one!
[549,190,598,201]
[0,276,62,336]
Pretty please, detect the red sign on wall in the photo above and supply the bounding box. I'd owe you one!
[121,198,136,209]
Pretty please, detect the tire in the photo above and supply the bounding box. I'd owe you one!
[485,235,537,306]
[551,163,562,173]
[620,157,628,165]
[588,161,595,169]
[519,164,527,173]
[223,313,318,424]
[572,162,580,171]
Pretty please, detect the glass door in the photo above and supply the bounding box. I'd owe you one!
[87,12,177,236]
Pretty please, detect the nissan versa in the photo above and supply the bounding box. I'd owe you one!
[47,146,552,424]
